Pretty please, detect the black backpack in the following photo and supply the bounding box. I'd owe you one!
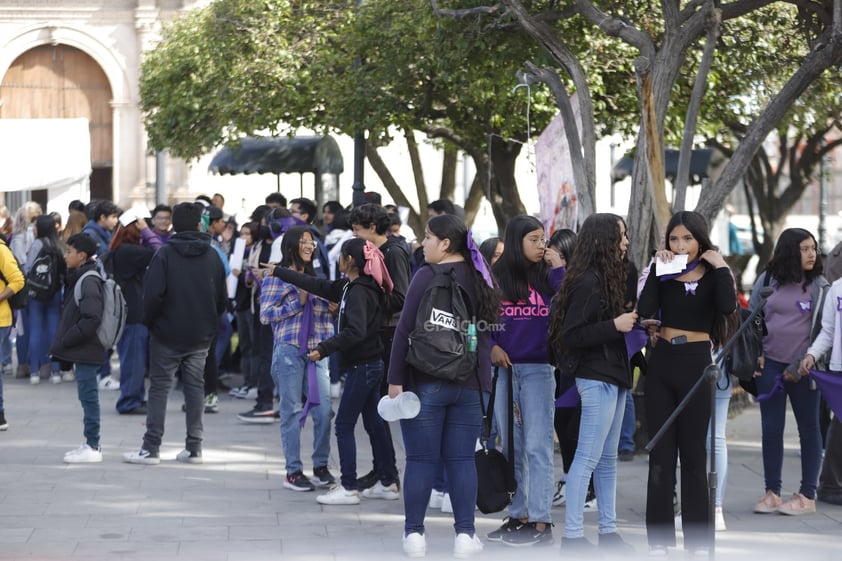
[27,238,62,301]
[406,264,477,384]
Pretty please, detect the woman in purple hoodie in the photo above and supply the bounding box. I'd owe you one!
[486,215,565,548]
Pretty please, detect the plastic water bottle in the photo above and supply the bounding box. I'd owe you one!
[467,322,478,353]
[377,392,421,421]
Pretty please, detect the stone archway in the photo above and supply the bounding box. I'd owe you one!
[0,24,138,210]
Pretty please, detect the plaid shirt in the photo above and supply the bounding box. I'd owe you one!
[259,275,334,348]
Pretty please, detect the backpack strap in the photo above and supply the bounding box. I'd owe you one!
[73,269,103,304]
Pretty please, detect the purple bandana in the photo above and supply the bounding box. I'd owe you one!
[467,230,494,288]
[625,323,649,359]
[658,258,701,282]
[757,373,786,402]
[298,294,320,427]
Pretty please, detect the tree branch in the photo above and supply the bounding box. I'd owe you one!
[573,0,656,59]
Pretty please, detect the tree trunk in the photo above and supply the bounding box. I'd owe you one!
[365,144,425,241]
[463,173,484,227]
[440,144,458,201]
[486,135,526,231]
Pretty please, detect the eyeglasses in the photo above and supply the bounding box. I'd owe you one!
[526,237,549,247]
[299,240,318,248]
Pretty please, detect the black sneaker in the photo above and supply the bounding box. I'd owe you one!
[0,412,8,431]
[356,469,378,490]
[562,536,597,553]
[284,471,315,492]
[599,531,634,553]
[312,466,336,487]
[237,407,276,424]
[501,522,553,547]
[486,517,527,542]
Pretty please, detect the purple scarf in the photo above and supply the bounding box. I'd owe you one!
[809,369,842,419]
[467,230,494,288]
[298,294,320,427]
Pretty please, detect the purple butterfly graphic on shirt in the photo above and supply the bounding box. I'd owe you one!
[797,300,812,314]
[684,281,698,296]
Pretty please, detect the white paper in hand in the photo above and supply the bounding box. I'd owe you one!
[655,253,688,276]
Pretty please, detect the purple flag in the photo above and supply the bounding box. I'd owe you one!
[298,295,320,428]
[625,323,648,360]
[555,385,580,408]
[809,369,842,420]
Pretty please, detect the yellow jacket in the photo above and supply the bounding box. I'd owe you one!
[0,239,25,328]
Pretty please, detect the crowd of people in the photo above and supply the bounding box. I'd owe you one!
[0,193,840,560]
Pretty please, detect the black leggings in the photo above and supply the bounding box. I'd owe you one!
[645,340,712,549]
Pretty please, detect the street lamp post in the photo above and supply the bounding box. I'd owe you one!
[351,0,366,208]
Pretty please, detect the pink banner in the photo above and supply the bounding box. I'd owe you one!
[536,97,581,235]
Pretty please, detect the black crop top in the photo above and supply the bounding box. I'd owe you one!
[638,266,737,333]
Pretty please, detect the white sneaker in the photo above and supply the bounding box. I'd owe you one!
[715,506,726,531]
[361,481,400,500]
[61,370,75,382]
[402,532,426,558]
[49,374,62,384]
[429,489,445,509]
[63,443,103,463]
[176,449,203,464]
[98,375,120,391]
[584,496,598,511]
[228,386,247,398]
[316,485,360,505]
[454,533,483,559]
[330,382,341,399]
[440,492,453,513]
[123,448,160,465]
[552,480,566,506]
[30,374,40,385]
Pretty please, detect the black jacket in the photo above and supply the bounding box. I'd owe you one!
[110,243,156,324]
[559,269,632,388]
[379,237,411,326]
[50,262,105,365]
[142,231,228,351]
[272,267,384,368]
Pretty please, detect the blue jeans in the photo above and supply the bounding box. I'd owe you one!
[0,322,11,366]
[400,381,482,536]
[494,364,556,523]
[618,391,636,453]
[28,291,61,373]
[756,358,822,498]
[15,307,29,370]
[334,359,394,490]
[0,326,8,412]
[116,323,148,413]
[708,372,732,506]
[75,363,101,449]
[271,343,332,474]
[565,378,627,538]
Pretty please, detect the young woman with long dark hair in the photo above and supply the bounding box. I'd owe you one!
[485,215,564,547]
[259,226,335,492]
[549,213,636,552]
[637,211,737,556]
[25,215,65,384]
[388,214,500,558]
[750,228,828,516]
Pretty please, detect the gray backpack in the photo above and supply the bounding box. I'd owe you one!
[74,270,127,349]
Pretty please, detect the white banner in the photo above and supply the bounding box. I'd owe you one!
[535,98,581,235]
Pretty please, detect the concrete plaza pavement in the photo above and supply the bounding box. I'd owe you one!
[0,373,840,561]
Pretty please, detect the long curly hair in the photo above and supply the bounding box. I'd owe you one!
[764,228,823,292]
[427,214,500,324]
[549,213,627,350]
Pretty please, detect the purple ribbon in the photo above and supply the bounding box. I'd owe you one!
[658,258,701,282]
[554,385,580,408]
[809,369,842,420]
[625,323,648,360]
[467,230,494,288]
[756,373,786,402]
[298,294,320,427]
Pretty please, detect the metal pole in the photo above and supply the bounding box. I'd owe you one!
[351,0,366,208]
[819,139,828,253]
